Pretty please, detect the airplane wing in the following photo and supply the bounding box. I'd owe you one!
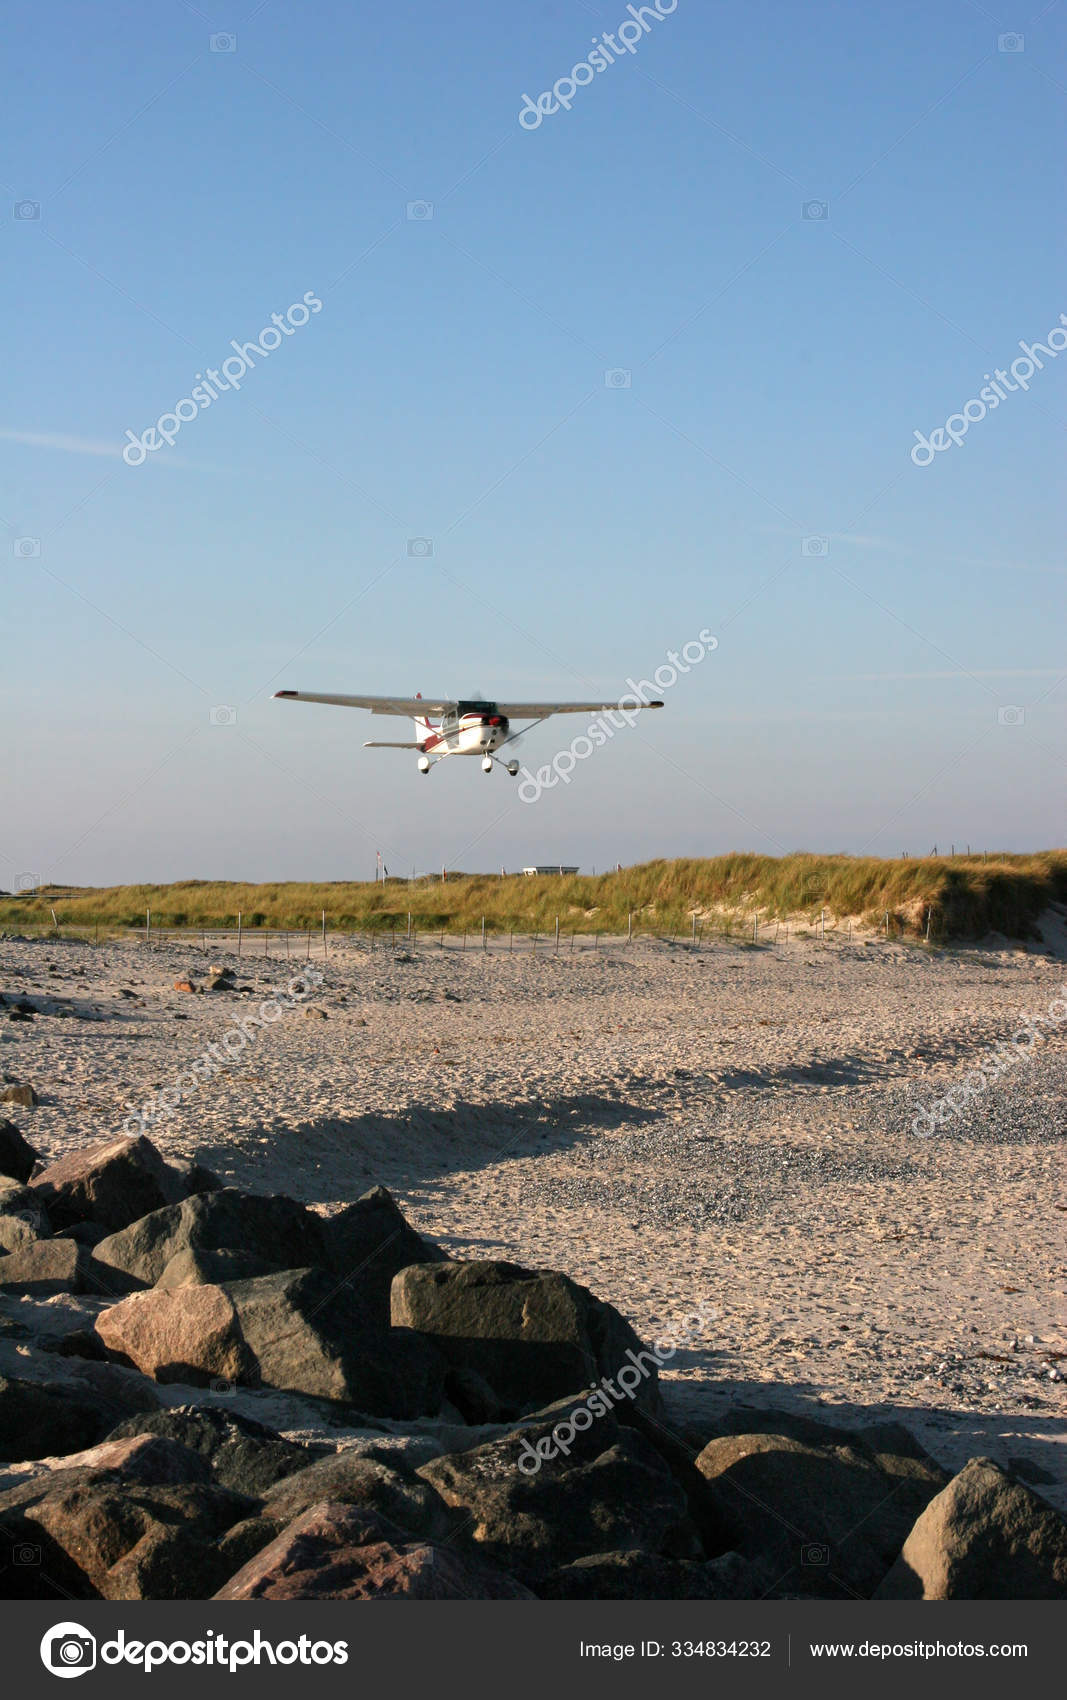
[363,740,424,749]
[274,691,455,716]
[496,700,664,718]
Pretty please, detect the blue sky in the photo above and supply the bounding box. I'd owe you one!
[2,0,1064,885]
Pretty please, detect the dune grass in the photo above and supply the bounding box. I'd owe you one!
[3,852,1066,942]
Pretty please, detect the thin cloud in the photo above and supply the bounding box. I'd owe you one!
[0,428,124,458]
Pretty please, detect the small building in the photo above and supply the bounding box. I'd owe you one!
[521,865,580,877]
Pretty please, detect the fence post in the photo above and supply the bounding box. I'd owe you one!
[692,915,697,945]
[555,916,560,952]
[628,910,633,943]
[322,912,327,961]
[775,919,780,943]
[884,911,890,938]
[481,916,486,950]
[925,907,932,942]
[753,916,758,945]
[146,907,151,948]
[237,913,242,957]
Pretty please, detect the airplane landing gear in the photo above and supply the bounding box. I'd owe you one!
[506,760,520,777]
[417,755,431,775]
[482,756,494,774]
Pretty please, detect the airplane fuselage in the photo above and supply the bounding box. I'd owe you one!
[419,704,510,759]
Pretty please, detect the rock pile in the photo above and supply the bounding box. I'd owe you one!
[0,1128,1064,1600]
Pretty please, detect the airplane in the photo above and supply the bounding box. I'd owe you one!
[272,690,663,775]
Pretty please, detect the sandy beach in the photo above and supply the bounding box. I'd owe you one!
[2,924,1064,1509]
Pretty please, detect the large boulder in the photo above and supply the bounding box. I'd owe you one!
[30,1136,186,1233]
[319,1187,447,1324]
[694,1429,949,1598]
[29,1475,255,1600]
[213,1502,535,1599]
[103,1405,330,1496]
[261,1450,457,1541]
[95,1267,446,1418]
[0,1238,91,1295]
[0,1212,40,1254]
[0,1117,38,1184]
[0,1375,158,1464]
[875,1458,1067,1599]
[392,1260,666,1419]
[95,1283,257,1386]
[0,1434,242,1599]
[417,1418,698,1587]
[93,1188,327,1289]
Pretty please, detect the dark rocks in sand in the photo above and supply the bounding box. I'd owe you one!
[30,1135,186,1233]
[391,1259,666,1420]
[319,1185,447,1325]
[0,1237,92,1295]
[103,1405,329,1497]
[93,1188,327,1288]
[0,1433,251,1599]
[0,1116,39,1182]
[213,1502,535,1600]
[693,1427,949,1598]
[875,1458,1067,1599]
[417,1419,698,1587]
[95,1267,446,1418]
[0,1374,128,1464]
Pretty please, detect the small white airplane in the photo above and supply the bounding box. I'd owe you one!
[273,690,663,775]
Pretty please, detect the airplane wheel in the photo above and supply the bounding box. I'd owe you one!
[417,756,430,775]
[506,761,519,777]
[482,757,493,774]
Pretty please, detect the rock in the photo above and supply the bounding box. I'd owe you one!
[0,1237,91,1295]
[173,979,197,993]
[95,1283,256,1386]
[213,1502,534,1599]
[103,1405,328,1496]
[0,1084,38,1109]
[694,1429,949,1598]
[0,1212,40,1254]
[93,1188,326,1287]
[155,1247,279,1289]
[40,1328,109,1361]
[320,1186,447,1325]
[31,1135,186,1233]
[875,1458,1067,1599]
[259,1450,457,1540]
[539,1547,749,1600]
[417,1420,698,1587]
[205,974,234,992]
[96,1268,446,1417]
[0,1116,38,1182]
[0,1179,47,1227]
[168,1158,223,1197]
[29,1474,255,1600]
[0,1375,128,1463]
[392,1260,666,1419]
[303,1006,327,1019]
